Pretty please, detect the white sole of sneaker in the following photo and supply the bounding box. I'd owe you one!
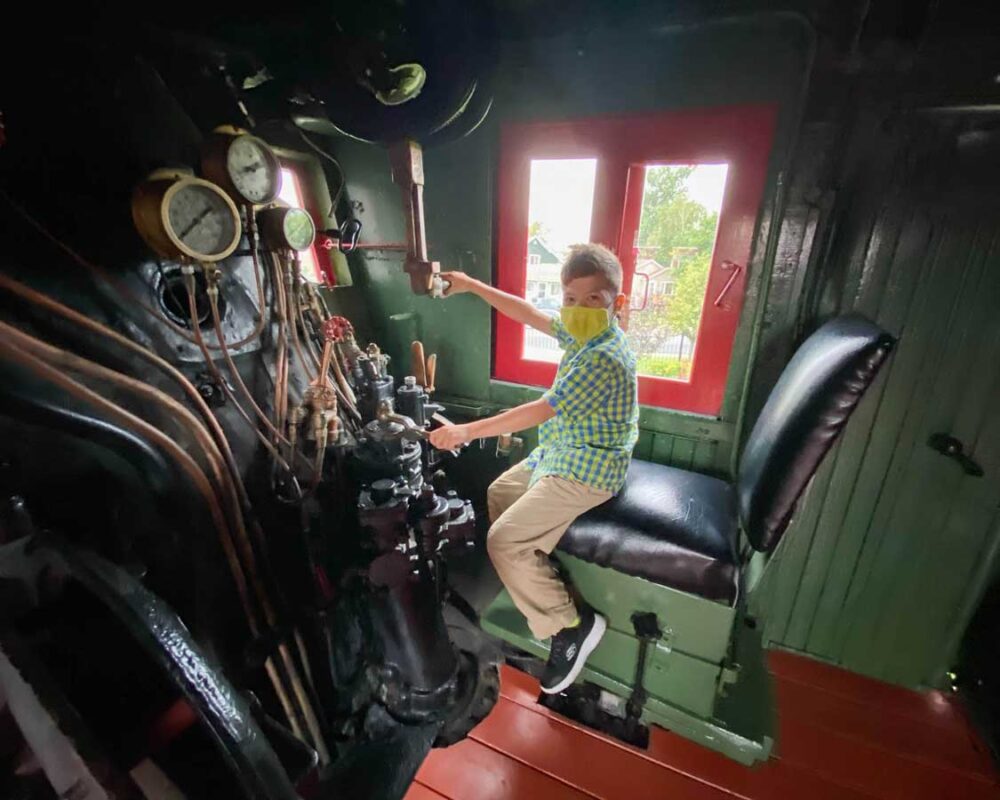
[540,613,607,695]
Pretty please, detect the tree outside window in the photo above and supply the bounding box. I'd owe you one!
[626,165,725,380]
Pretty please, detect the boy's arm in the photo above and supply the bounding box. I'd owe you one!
[428,398,555,451]
[440,271,554,335]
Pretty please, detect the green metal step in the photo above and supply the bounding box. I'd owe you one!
[482,588,774,765]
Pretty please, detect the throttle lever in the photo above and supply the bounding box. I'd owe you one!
[377,402,461,456]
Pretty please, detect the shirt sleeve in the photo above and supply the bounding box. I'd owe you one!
[549,316,576,350]
[543,351,618,418]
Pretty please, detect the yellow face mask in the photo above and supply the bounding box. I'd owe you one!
[560,305,612,345]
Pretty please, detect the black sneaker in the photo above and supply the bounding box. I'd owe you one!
[540,607,607,694]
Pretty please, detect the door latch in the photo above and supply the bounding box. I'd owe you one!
[713,261,744,308]
[928,433,984,477]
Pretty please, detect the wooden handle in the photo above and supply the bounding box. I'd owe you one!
[425,353,437,394]
[317,341,334,388]
[411,340,427,386]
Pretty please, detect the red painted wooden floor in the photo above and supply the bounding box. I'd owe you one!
[405,652,1000,800]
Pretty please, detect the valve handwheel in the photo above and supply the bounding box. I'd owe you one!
[323,316,354,342]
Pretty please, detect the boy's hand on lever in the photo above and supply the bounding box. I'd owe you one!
[430,399,554,454]
[439,271,473,296]
[430,422,473,451]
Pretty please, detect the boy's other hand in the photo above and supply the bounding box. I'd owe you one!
[440,271,475,296]
[430,422,472,450]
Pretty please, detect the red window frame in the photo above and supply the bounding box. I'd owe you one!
[493,104,777,416]
[277,161,338,287]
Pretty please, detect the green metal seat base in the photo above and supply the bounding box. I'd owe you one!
[481,558,774,765]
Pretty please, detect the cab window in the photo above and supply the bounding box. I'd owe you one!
[493,105,776,415]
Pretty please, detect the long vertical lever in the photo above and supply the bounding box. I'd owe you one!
[388,140,441,295]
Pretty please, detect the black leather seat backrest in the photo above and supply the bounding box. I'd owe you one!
[737,315,895,553]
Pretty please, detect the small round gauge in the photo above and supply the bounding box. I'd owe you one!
[282,207,316,251]
[132,172,242,262]
[258,206,316,252]
[202,128,282,207]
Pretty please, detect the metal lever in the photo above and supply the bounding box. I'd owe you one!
[376,401,428,442]
[376,402,460,455]
[928,433,984,477]
[388,139,441,295]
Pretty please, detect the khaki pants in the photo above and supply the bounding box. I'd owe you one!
[486,461,612,640]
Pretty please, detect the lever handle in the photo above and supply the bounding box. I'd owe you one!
[928,433,984,477]
[425,353,437,394]
[411,340,427,386]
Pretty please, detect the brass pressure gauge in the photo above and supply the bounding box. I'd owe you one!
[201,127,282,207]
[132,170,242,262]
[258,206,316,252]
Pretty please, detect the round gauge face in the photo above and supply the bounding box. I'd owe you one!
[226,135,280,205]
[283,207,316,251]
[166,182,240,259]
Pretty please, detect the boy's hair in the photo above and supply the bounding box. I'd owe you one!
[560,243,623,294]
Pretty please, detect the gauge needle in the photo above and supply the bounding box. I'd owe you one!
[179,206,212,239]
[241,162,263,174]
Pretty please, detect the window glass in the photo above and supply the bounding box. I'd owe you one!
[522,158,597,364]
[277,166,322,284]
[626,164,728,381]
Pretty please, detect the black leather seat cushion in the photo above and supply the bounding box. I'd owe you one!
[557,459,740,605]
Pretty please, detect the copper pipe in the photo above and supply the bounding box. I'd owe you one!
[297,297,362,423]
[0,326,310,744]
[0,278,325,755]
[0,273,294,585]
[198,278,328,759]
[284,259,318,385]
[331,343,359,409]
[0,273,255,508]
[0,272,326,757]
[203,273,297,451]
[318,341,334,387]
[270,256,291,442]
[0,321,231,509]
[182,274,301,476]
[297,298,324,376]
[167,243,269,350]
[0,272,296,586]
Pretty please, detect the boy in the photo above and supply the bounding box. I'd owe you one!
[429,243,639,693]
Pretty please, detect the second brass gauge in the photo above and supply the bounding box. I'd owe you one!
[202,127,283,207]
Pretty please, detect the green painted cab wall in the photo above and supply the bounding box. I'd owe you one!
[751,113,1000,690]
[325,16,1000,692]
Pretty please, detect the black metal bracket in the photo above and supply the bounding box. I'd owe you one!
[928,433,984,477]
[443,582,480,627]
[322,218,363,253]
[626,612,662,724]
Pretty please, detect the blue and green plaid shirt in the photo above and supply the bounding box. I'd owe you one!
[525,317,639,493]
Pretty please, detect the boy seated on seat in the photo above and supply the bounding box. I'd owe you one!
[429,244,639,693]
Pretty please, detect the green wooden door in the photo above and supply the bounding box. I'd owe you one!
[755,115,1000,689]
